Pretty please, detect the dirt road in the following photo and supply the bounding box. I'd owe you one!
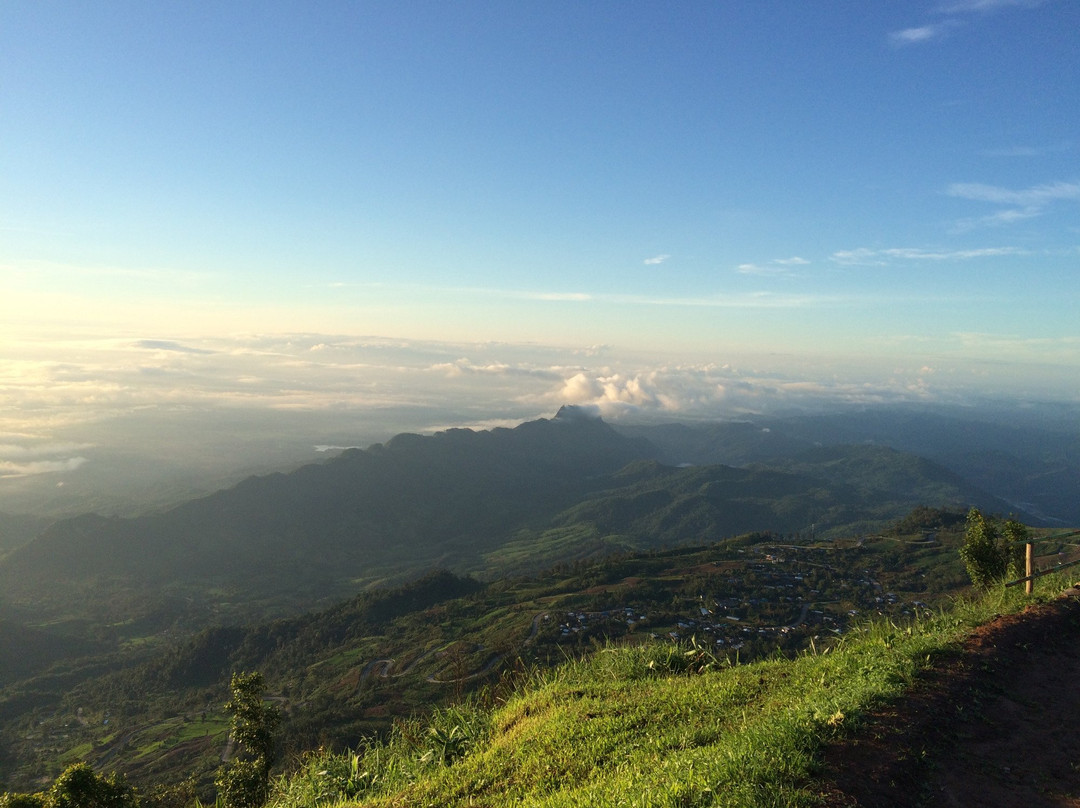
[819,585,1080,807]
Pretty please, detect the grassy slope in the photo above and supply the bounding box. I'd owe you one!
[266,576,1075,808]
[1,528,964,794]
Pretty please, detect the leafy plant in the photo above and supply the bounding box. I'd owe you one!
[0,763,138,808]
[0,793,45,808]
[419,705,489,766]
[959,508,1026,588]
[215,672,280,808]
[265,748,378,808]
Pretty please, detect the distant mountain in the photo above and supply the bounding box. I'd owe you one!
[619,406,1079,524]
[549,445,1020,544]
[0,407,1044,631]
[0,408,655,618]
[613,420,813,467]
[766,409,1080,524]
[754,444,1001,506]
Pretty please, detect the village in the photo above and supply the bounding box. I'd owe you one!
[537,540,932,659]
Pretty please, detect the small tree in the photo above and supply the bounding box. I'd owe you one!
[216,672,280,808]
[48,764,138,808]
[960,508,1026,588]
[2,763,140,808]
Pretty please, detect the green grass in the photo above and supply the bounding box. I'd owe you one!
[264,575,1074,808]
[58,742,94,763]
[175,717,230,743]
[482,524,631,577]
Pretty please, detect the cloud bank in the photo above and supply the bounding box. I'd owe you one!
[1,330,1076,516]
[0,440,92,479]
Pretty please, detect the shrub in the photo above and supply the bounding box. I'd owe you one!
[959,508,1026,588]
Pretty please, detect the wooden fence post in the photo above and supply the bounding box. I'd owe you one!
[1025,542,1034,595]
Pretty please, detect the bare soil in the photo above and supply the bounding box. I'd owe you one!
[819,585,1080,808]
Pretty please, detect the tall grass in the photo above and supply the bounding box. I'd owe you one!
[264,575,1074,808]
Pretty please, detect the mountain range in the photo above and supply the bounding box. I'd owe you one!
[0,406,1038,636]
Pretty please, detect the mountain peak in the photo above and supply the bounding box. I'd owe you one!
[553,404,602,423]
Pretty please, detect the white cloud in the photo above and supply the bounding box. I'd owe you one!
[937,0,1043,12]
[947,180,1080,206]
[644,254,671,265]
[527,292,592,302]
[0,438,93,479]
[1,258,209,285]
[0,456,89,479]
[552,370,688,416]
[951,208,1043,231]
[890,24,950,45]
[737,264,780,276]
[605,291,832,308]
[951,331,1080,353]
[737,256,810,276]
[830,249,887,267]
[428,359,565,380]
[314,280,596,304]
[0,442,94,459]
[892,0,1043,46]
[830,246,1023,265]
[446,285,595,303]
[542,363,991,421]
[946,180,1079,230]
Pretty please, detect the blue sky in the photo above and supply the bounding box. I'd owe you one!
[1,2,1078,500]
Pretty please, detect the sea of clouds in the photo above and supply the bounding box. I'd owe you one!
[1,330,1072,515]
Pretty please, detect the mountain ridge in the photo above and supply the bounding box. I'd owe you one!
[0,410,1032,630]
[0,410,653,616]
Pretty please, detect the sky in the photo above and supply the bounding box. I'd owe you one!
[1,1,1078,509]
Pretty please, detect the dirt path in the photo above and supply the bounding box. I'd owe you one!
[818,585,1080,807]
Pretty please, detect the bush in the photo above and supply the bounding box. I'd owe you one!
[959,508,1026,588]
[0,794,46,808]
[0,763,139,808]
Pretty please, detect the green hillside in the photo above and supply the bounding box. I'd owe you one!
[260,576,1080,808]
[620,407,1080,526]
[0,514,986,796]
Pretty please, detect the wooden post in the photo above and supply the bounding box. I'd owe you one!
[1025,542,1034,595]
